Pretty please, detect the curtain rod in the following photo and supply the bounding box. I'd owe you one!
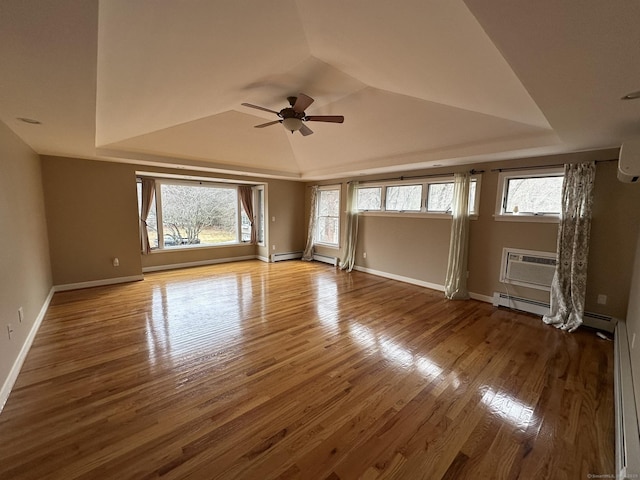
[490,158,616,173]
[345,169,483,185]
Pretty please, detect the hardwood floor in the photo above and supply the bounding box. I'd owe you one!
[0,260,614,479]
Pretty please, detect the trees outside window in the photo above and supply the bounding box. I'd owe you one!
[160,184,237,247]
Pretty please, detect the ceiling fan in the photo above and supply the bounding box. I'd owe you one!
[241,93,344,136]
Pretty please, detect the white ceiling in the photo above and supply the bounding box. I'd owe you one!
[1,0,639,180]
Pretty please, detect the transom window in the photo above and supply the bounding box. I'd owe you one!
[385,185,422,211]
[426,180,477,213]
[495,167,564,221]
[356,175,481,216]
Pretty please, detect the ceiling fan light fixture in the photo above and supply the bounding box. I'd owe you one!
[282,117,303,132]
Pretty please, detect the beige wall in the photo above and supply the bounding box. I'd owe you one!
[41,156,306,282]
[0,121,52,394]
[307,148,640,320]
[586,160,640,317]
[41,156,143,285]
[264,180,306,258]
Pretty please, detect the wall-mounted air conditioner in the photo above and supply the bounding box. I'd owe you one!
[618,139,640,183]
[499,248,557,291]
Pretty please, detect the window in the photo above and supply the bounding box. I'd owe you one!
[316,186,340,246]
[355,174,481,217]
[137,177,264,250]
[385,185,422,211]
[158,183,237,247]
[426,180,477,213]
[356,187,382,211]
[496,167,563,221]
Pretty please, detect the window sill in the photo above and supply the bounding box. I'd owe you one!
[359,211,478,220]
[315,243,340,250]
[493,214,560,224]
[149,242,254,253]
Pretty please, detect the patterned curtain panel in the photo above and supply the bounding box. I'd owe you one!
[444,172,471,300]
[543,162,596,332]
[339,181,359,272]
[302,186,318,261]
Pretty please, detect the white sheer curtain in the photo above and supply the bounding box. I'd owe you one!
[444,172,470,300]
[302,186,318,261]
[339,181,359,272]
[543,162,596,332]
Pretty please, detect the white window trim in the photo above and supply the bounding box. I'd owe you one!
[315,184,341,249]
[255,185,266,247]
[356,174,482,218]
[494,167,563,223]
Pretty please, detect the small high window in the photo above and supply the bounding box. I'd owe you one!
[495,167,564,221]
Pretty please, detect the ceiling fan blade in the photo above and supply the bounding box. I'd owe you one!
[254,120,282,128]
[292,93,314,113]
[305,115,344,123]
[241,103,280,115]
[299,124,314,136]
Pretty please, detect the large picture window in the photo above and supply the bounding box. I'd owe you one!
[159,183,237,247]
[137,177,263,250]
[316,186,340,247]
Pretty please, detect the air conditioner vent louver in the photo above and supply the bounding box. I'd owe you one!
[521,255,556,266]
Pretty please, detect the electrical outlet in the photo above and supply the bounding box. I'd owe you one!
[18,307,24,323]
[272,245,276,251]
[7,324,14,340]
[363,252,367,259]
[597,294,607,305]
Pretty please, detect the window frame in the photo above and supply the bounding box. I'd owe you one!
[255,185,266,246]
[315,184,341,248]
[494,167,564,223]
[137,176,264,251]
[355,174,482,219]
[384,183,423,212]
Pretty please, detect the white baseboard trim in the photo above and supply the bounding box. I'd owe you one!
[470,292,494,304]
[352,265,493,303]
[0,286,55,414]
[142,255,257,273]
[256,255,270,263]
[353,266,445,292]
[54,275,144,292]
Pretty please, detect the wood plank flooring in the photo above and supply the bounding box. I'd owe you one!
[0,260,614,479]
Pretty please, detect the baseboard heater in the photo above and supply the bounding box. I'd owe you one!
[271,251,303,262]
[492,292,617,333]
[312,254,338,266]
[615,321,640,479]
